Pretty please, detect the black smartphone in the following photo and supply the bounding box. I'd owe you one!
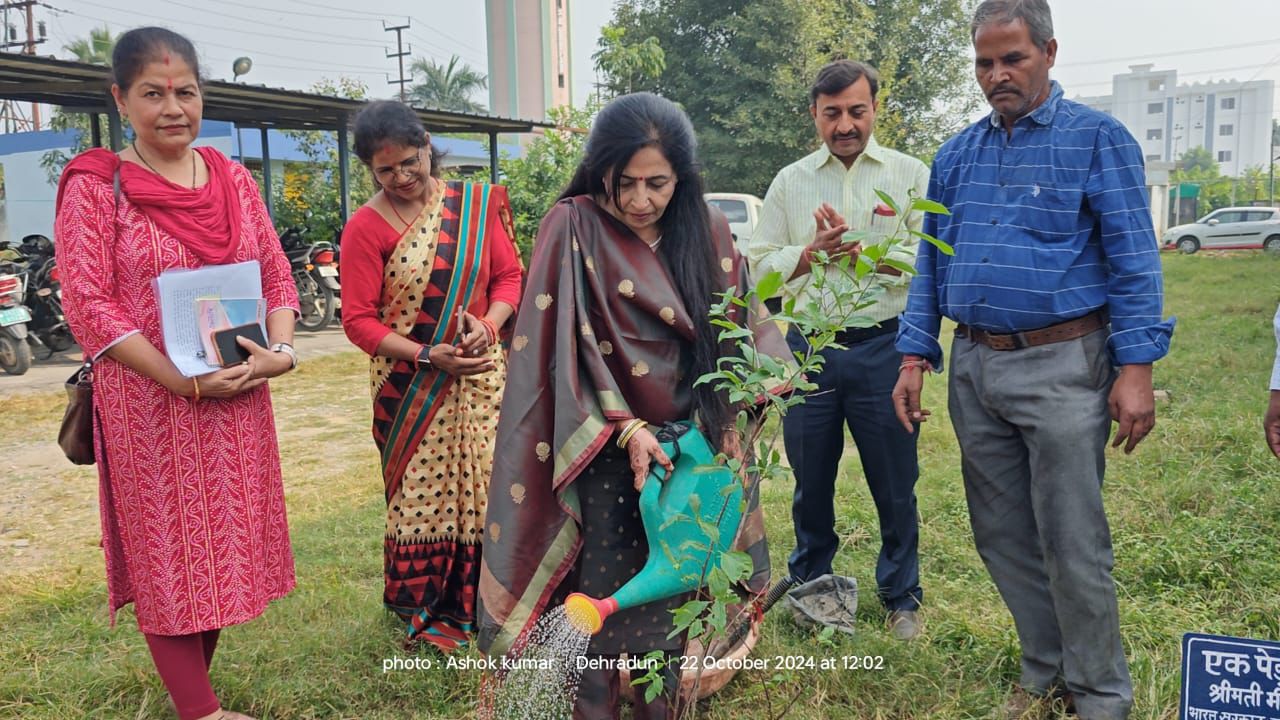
[211,322,267,367]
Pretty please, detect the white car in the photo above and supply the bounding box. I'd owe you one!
[1163,206,1280,254]
[704,193,764,253]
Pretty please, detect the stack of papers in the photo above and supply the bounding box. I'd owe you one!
[152,261,266,377]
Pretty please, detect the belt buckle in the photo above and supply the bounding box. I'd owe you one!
[1009,331,1030,350]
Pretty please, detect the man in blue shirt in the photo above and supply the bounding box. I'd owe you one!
[892,1,1173,718]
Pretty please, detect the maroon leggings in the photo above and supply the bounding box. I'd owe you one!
[144,629,222,720]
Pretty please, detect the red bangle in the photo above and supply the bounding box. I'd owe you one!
[898,358,934,374]
[480,317,499,345]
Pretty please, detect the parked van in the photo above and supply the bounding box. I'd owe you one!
[704,193,764,252]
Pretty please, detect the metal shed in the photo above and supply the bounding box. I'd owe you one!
[0,51,550,219]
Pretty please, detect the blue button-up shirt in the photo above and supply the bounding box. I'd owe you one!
[896,82,1174,369]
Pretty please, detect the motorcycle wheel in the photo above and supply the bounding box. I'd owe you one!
[46,330,74,352]
[296,277,336,331]
[0,332,33,375]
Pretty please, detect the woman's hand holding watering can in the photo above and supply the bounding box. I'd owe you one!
[622,425,673,492]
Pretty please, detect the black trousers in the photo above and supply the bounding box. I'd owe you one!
[782,327,922,611]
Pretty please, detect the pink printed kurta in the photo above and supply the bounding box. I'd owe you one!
[55,158,298,636]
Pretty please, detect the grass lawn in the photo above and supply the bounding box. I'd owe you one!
[1,251,1278,719]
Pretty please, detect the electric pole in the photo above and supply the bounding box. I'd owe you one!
[384,20,411,103]
[1,0,47,131]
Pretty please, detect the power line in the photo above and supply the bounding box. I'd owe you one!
[405,32,487,71]
[407,15,488,63]
[1058,36,1280,69]
[1066,62,1280,92]
[41,2,393,77]
[66,0,388,49]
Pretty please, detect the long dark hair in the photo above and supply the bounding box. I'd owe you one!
[560,92,729,444]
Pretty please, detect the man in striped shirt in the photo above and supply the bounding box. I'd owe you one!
[747,60,930,641]
[892,1,1173,718]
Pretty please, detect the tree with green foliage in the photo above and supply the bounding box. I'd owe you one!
[605,0,976,196]
[496,103,596,259]
[1179,145,1218,174]
[858,0,981,158]
[592,25,665,98]
[64,25,117,65]
[40,27,122,185]
[408,55,488,113]
[274,78,375,242]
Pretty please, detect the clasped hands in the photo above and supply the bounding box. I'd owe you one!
[804,203,861,266]
[425,310,498,377]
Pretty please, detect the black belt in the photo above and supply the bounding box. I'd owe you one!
[832,317,899,345]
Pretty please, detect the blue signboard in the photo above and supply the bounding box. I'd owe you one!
[1182,633,1280,720]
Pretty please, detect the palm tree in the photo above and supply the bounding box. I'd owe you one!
[408,55,488,114]
[64,25,117,65]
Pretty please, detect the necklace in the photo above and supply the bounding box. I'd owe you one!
[386,178,434,229]
[646,234,663,251]
[388,196,413,228]
[133,143,196,189]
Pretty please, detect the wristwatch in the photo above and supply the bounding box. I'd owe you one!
[270,342,298,369]
[415,344,434,370]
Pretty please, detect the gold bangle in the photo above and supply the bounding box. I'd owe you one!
[616,419,645,449]
[192,376,201,402]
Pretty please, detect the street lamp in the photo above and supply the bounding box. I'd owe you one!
[231,57,252,163]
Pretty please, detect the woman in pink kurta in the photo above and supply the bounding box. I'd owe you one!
[54,27,297,720]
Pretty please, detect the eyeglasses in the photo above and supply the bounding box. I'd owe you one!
[374,150,422,183]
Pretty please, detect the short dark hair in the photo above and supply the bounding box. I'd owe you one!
[111,27,202,91]
[809,60,880,106]
[352,100,442,177]
[971,0,1054,52]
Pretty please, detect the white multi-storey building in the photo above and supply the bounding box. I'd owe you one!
[1074,64,1275,177]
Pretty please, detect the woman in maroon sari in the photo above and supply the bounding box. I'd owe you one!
[340,101,522,651]
[55,28,298,720]
[478,93,790,718]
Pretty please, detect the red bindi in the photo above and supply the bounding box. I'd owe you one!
[167,78,173,89]
[163,53,170,65]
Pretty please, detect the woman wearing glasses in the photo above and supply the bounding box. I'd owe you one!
[340,100,523,651]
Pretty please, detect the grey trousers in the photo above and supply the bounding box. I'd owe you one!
[948,329,1133,720]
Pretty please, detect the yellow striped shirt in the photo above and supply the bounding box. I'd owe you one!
[747,136,930,324]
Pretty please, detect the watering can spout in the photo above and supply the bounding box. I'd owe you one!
[562,422,744,636]
[564,593,617,635]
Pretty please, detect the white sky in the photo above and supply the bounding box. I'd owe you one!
[17,0,1280,125]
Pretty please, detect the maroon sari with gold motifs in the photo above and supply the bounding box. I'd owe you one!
[477,195,792,656]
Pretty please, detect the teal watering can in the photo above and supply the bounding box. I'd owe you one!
[565,422,744,635]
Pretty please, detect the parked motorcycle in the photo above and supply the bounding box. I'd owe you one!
[0,246,33,375]
[14,234,74,354]
[279,226,340,331]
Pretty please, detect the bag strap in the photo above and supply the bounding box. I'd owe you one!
[81,167,122,374]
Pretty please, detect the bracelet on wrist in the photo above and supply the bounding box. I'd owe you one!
[192,376,201,402]
[270,342,298,370]
[616,418,646,449]
[898,358,934,374]
[480,317,498,347]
